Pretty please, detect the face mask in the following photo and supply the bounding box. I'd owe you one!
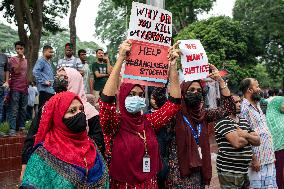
[54,78,68,93]
[184,92,203,107]
[63,112,87,133]
[125,96,146,114]
[251,92,261,102]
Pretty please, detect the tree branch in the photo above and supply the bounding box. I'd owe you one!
[22,0,35,35]
[13,0,28,43]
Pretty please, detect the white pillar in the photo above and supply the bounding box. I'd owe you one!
[146,0,165,8]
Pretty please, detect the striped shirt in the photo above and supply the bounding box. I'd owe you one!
[240,98,275,165]
[215,116,253,174]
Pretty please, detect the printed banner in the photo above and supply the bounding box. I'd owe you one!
[179,40,209,81]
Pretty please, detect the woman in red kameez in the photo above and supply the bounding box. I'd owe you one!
[99,40,181,188]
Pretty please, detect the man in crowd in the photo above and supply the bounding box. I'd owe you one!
[0,51,9,136]
[56,43,83,71]
[78,49,92,94]
[7,41,28,136]
[240,78,278,188]
[91,49,112,102]
[26,82,38,120]
[215,94,260,189]
[33,45,55,108]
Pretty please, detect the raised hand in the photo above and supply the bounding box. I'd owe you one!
[118,40,132,59]
[168,41,182,66]
[207,63,221,81]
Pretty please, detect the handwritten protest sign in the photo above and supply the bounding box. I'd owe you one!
[128,2,172,47]
[179,40,209,81]
[122,2,172,86]
[122,40,169,87]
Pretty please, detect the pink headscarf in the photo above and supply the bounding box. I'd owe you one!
[64,67,99,119]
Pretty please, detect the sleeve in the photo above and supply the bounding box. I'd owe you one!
[8,57,15,72]
[146,96,181,130]
[76,58,84,71]
[99,93,120,157]
[206,95,235,123]
[215,119,236,137]
[21,108,42,164]
[32,60,45,85]
[88,115,105,155]
[240,108,258,155]
[56,59,62,69]
[4,55,8,72]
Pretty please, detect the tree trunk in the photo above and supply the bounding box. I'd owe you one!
[13,0,44,81]
[69,0,81,54]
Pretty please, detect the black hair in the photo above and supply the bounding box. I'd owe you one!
[14,41,25,48]
[148,87,167,109]
[43,45,53,52]
[240,78,253,94]
[65,43,73,49]
[268,89,275,96]
[78,49,86,57]
[274,88,280,96]
[96,48,104,54]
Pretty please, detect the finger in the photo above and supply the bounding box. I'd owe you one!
[172,41,181,50]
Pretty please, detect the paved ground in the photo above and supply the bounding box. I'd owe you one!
[209,153,220,189]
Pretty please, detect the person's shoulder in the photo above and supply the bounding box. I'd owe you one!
[0,53,8,58]
[216,116,231,127]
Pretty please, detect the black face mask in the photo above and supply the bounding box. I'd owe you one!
[251,92,262,102]
[63,112,87,133]
[54,78,68,93]
[184,92,203,107]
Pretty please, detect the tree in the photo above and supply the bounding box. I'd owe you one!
[95,0,128,63]
[69,0,81,53]
[0,23,19,53]
[95,0,216,63]
[40,31,101,67]
[0,0,69,79]
[174,16,262,91]
[110,0,216,33]
[233,0,284,87]
[0,23,101,67]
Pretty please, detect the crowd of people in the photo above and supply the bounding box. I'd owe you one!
[0,40,283,189]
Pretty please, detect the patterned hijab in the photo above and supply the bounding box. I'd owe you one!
[266,96,284,151]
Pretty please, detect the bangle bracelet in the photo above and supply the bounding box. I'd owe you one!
[220,85,227,90]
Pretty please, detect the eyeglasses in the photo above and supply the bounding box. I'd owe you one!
[16,47,24,50]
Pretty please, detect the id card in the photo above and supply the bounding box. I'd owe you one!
[143,155,150,172]
[198,146,202,159]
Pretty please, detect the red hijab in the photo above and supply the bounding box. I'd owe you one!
[110,83,161,184]
[34,91,96,169]
[175,81,212,185]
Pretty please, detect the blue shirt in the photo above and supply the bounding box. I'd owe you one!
[32,57,55,94]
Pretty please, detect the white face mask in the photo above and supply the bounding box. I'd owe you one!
[125,96,146,114]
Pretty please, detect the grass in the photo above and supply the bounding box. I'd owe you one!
[0,120,32,135]
[0,122,9,134]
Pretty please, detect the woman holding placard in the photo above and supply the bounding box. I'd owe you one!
[166,65,234,188]
[99,40,181,188]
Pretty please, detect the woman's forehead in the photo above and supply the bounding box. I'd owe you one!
[188,82,201,89]
[130,86,144,93]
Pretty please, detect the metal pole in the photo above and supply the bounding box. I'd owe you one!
[146,0,165,9]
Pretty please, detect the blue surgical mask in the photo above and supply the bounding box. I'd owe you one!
[125,96,146,114]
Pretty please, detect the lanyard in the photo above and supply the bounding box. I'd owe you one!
[182,115,202,145]
[137,130,148,155]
